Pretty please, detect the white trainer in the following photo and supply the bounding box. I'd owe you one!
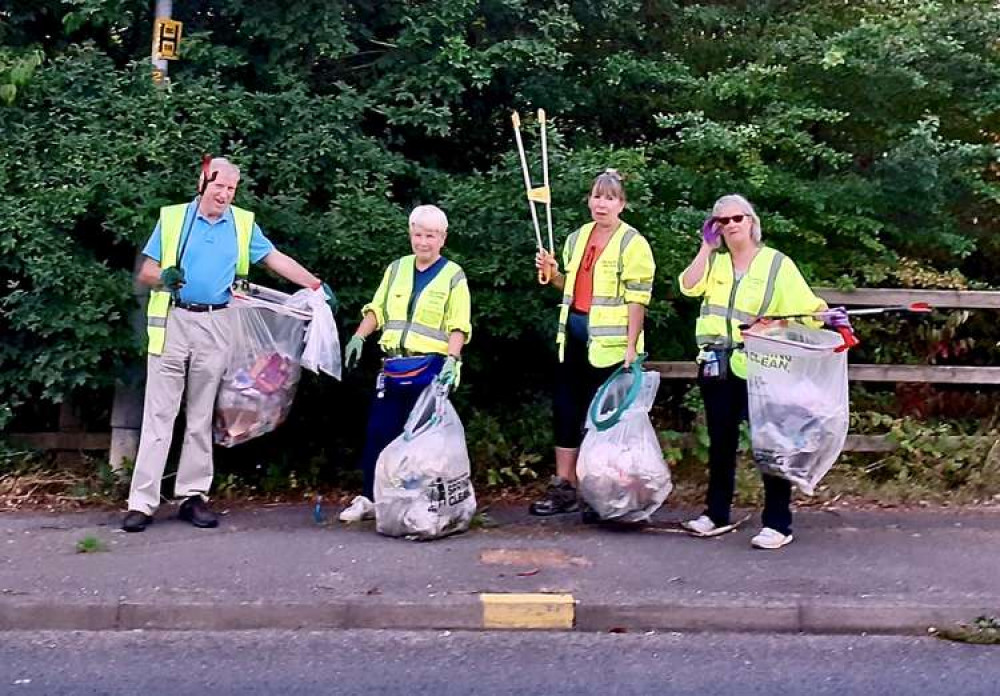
[751,527,794,550]
[682,514,739,538]
[338,496,375,522]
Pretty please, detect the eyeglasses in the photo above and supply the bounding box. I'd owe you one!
[714,214,748,226]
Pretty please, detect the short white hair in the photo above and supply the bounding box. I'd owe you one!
[712,194,762,245]
[408,204,448,233]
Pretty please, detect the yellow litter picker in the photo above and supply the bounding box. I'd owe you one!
[511,109,555,284]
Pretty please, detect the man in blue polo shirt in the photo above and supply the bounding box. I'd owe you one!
[123,157,334,532]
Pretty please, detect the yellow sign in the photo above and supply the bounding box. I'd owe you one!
[526,186,550,204]
[153,18,183,61]
[151,67,165,85]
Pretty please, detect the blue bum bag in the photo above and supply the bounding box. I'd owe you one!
[381,354,444,389]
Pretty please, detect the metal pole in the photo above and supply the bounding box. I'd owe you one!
[151,0,173,85]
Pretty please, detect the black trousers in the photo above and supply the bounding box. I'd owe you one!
[553,326,618,450]
[699,374,793,535]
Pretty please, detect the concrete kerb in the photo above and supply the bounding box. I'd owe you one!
[2,596,996,634]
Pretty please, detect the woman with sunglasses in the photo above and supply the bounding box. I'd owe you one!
[677,194,851,549]
[528,170,656,518]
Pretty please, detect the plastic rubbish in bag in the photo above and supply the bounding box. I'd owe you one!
[214,283,340,447]
[374,384,477,540]
[286,287,342,379]
[577,361,672,522]
[743,322,849,495]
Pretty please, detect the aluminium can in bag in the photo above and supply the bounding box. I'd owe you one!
[374,384,477,540]
[743,322,849,495]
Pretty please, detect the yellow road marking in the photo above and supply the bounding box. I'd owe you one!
[480,593,575,629]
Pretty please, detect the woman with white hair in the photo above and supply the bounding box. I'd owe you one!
[338,204,472,522]
[677,194,851,549]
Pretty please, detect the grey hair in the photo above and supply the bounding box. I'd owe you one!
[408,204,449,233]
[209,157,240,178]
[712,194,762,245]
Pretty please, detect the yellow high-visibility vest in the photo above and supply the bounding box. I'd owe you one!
[556,222,655,368]
[362,255,472,356]
[678,246,825,378]
[145,203,254,355]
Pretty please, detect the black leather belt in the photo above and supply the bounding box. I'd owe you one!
[173,300,229,312]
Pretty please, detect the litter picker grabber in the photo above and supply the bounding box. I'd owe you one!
[511,109,555,284]
[740,302,933,353]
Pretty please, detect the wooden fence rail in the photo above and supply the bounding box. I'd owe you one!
[8,287,1000,458]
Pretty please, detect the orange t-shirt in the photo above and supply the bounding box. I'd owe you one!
[572,232,614,313]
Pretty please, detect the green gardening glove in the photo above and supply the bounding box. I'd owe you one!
[437,355,461,390]
[319,282,339,316]
[345,335,365,371]
[160,266,185,292]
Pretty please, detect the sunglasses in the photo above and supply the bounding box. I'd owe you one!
[714,214,748,226]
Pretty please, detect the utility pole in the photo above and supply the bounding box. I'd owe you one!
[151,0,181,86]
[109,1,183,473]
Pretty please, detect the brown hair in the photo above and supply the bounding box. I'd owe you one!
[590,169,626,202]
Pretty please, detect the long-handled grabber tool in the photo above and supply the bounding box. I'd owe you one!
[740,302,933,352]
[511,108,555,284]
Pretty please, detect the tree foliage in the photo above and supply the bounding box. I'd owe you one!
[1,1,998,473]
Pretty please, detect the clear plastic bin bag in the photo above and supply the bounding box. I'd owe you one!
[577,364,672,522]
[375,384,477,540]
[743,322,849,495]
[213,286,310,447]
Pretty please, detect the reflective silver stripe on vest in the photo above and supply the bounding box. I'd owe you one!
[561,294,573,306]
[589,325,628,338]
[405,323,448,342]
[565,231,580,264]
[148,316,168,328]
[699,304,756,325]
[624,281,651,292]
[449,270,466,290]
[381,259,402,321]
[590,296,624,307]
[757,251,786,316]
[385,319,447,343]
[617,227,637,273]
[697,334,736,348]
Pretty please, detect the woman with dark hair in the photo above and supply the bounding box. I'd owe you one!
[529,170,656,518]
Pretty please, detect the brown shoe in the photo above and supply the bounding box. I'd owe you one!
[177,496,219,528]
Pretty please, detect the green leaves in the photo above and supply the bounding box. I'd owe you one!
[2,0,999,476]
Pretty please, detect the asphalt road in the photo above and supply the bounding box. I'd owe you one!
[3,630,999,695]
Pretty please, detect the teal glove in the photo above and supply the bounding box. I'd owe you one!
[345,335,365,371]
[160,266,185,291]
[320,282,339,316]
[437,355,461,390]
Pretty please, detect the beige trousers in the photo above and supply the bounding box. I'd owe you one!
[127,307,233,515]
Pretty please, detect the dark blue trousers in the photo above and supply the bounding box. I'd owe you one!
[359,358,443,500]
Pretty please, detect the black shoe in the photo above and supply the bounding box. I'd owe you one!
[178,496,219,528]
[529,476,580,516]
[122,510,153,533]
[580,500,601,524]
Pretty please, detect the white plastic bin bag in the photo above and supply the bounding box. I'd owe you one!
[743,322,849,495]
[375,384,477,540]
[213,284,340,447]
[577,363,672,522]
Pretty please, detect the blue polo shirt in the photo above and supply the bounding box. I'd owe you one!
[142,201,275,305]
